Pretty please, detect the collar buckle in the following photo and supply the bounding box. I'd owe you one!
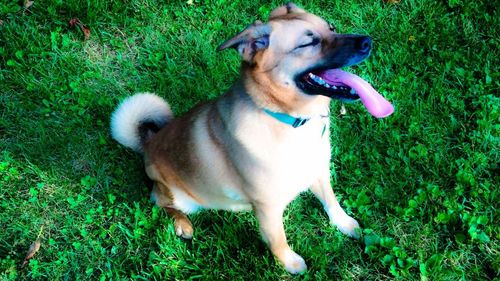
[263,108,311,128]
[292,117,309,128]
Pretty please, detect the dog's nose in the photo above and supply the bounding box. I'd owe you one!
[356,36,372,53]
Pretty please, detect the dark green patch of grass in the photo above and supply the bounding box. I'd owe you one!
[1,0,498,279]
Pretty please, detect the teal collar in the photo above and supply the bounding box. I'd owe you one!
[263,108,310,128]
[262,108,329,137]
[263,108,318,128]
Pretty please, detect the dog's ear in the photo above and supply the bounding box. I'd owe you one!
[217,21,271,63]
[269,2,306,19]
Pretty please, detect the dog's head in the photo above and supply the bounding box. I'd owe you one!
[219,3,393,117]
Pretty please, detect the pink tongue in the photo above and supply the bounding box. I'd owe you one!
[319,69,394,118]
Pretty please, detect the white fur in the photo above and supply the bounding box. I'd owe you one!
[327,206,360,238]
[110,93,172,152]
[282,249,307,274]
[169,187,203,214]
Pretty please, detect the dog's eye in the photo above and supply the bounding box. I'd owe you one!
[296,37,320,49]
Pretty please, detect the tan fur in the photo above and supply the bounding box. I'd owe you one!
[134,4,362,274]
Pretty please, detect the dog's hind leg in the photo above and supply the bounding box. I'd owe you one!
[164,206,194,239]
[310,169,361,238]
[151,182,194,239]
[254,204,307,274]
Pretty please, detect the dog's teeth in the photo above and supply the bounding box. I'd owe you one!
[332,86,337,90]
[309,73,335,89]
[350,88,356,95]
[315,76,326,85]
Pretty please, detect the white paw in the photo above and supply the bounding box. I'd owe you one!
[329,210,361,239]
[282,249,307,274]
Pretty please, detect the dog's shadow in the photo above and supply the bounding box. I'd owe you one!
[191,210,266,252]
[155,209,280,277]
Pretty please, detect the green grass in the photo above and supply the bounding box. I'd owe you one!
[1,0,498,279]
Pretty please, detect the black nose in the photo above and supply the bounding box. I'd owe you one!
[356,36,372,53]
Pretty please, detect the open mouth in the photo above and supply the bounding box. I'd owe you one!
[296,68,395,118]
[298,70,359,102]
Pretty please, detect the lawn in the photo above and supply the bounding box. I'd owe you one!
[0,0,498,280]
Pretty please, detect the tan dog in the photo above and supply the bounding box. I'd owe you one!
[111,3,389,274]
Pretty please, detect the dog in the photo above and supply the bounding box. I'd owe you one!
[110,3,393,274]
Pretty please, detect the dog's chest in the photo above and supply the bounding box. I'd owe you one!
[238,118,331,196]
[270,128,328,184]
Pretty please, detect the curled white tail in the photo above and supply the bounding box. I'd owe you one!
[110,93,172,152]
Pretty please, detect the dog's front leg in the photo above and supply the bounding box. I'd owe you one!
[310,170,361,238]
[254,204,307,274]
